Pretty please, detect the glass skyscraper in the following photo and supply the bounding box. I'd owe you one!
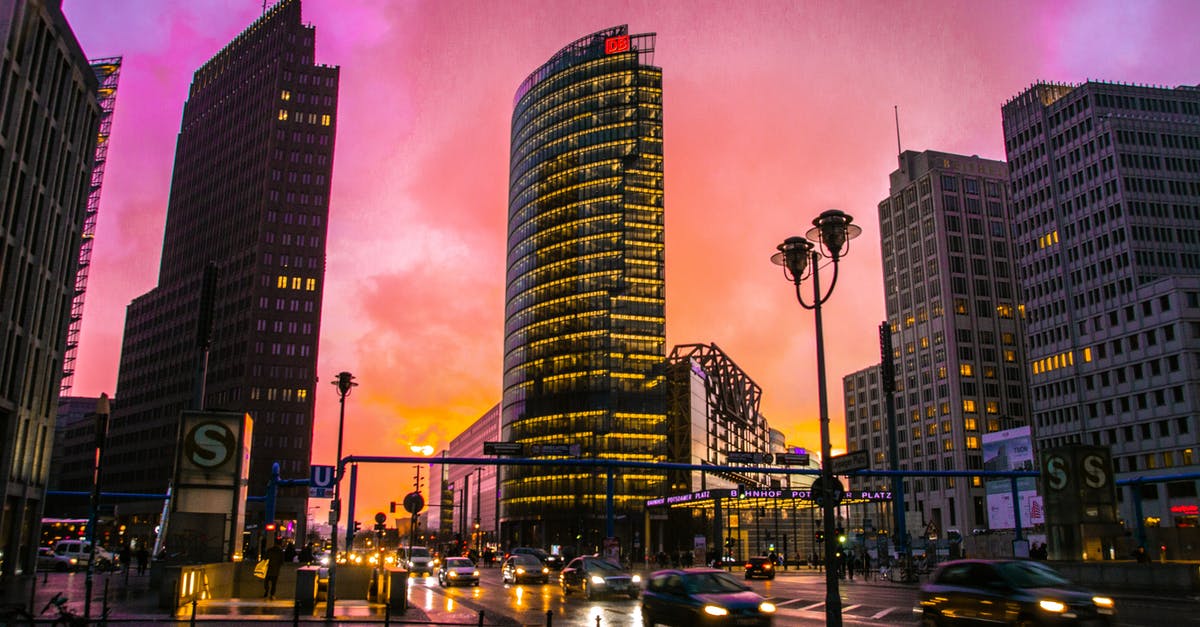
[502,26,666,550]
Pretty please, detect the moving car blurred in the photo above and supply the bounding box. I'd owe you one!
[38,547,76,572]
[560,556,641,599]
[501,553,549,584]
[52,540,114,570]
[743,556,775,580]
[437,556,480,587]
[916,559,1115,626]
[641,568,775,626]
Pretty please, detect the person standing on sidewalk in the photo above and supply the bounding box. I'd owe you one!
[263,542,284,600]
[135,546,149,575]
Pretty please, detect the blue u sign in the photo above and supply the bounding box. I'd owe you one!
[310,465,335,489]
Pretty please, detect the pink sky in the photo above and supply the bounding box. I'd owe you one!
[61,0,1199,517]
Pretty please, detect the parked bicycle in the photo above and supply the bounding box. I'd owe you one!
[40,592,107,627]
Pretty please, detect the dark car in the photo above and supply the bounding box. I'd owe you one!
[560,556,641,600]
[437,557,479,587]
[641,568,775,626]
[501,553,549,584]
[917,559,1116,626]
[743,556,775,580]
[510,546,564,570]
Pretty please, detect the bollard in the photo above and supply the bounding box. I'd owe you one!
[596,615,602,626]
[545,609,553,626]
[385,599,391,626]
[293,599,300,627]
[103,579,110,624]
[190,595,198,626]
[477,609,484,626]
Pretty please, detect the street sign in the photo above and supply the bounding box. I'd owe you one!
[483,441,524,456]
[374,512,387,524]
[830,450,871,475]
[810,476,845,508]
[777,452,810,466]
[726,452,773,464]
[403,491,425,514]
[531,443,573,456]
[309,464,335,498]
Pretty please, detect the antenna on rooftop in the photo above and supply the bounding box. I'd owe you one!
[894,105,904,157]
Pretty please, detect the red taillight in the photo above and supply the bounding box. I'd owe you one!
[744,563,752,568]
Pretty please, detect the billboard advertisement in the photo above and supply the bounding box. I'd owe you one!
[983,426,1043,529]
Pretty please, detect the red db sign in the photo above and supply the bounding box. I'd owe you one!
[605,35,630,55]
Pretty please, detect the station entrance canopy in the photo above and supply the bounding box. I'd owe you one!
[645,487,894,510]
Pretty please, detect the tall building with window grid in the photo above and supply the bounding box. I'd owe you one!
[502,26,666,551]
[872,150,1031,537]
[1002,81,1200,529]
[0,0,100,584]
[104,0,339,542]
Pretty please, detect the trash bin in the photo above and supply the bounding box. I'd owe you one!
[295,566,319,611]
[386,567,408,612]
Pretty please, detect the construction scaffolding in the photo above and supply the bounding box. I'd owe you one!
[61,57,122,395]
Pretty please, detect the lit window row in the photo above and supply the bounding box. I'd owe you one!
[276,275,317,291]
[277,110,332,126]
[249,388,309,402]
[1032,350,1077,375]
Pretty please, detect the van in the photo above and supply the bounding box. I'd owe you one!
[397,546,434,575]
[53,540,115,569]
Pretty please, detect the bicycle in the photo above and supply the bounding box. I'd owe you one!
[40,592,107,627]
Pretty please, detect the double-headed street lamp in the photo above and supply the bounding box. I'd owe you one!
[772,209,860,627]
[325,371,357,621]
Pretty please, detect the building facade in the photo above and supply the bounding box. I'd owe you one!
[0,0,100,584]
[502,26,666,551]
[875,150,1031,537]
[440,404,500,555]
[1002,82,1200,529]
[104,0,339,543]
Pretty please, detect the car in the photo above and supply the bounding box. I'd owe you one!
[396,546,435,576]
[501,553,549,584]
[916,559,1116,626]
[507,546,564,570]
[52,540,114,570]
[641,568,775,626]
[38,547,76,572]
[437,556,479,587]
[560,556,641,600]
[743,556,775,580]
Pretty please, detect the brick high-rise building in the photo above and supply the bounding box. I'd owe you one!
[105,0,339,543]
[0,0,100,586]
[871,150,1031,537]
[1002,81,1200,529]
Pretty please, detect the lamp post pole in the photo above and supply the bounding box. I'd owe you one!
[325,371,356,621]
[84,393,111,622]
[474,467,483,558]
[772,210,860,627]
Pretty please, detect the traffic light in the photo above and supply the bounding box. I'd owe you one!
[836,527,847,544]
[353,521,361,534]
[265,522,277,532]
[389,501,396,513]
[815,531,824,543]
[725,537,734,548]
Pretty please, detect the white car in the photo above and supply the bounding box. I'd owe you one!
[437,557,480,587]
[38,547,77,572]
[52,540,115,570]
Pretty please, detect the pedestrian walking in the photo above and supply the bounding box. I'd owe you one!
[119,545,132,573]
[135,546,149,575]
[263,542,284,599]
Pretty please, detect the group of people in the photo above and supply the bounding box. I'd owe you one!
[117,544,152,575]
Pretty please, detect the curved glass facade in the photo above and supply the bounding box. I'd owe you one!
[502,26,666,550]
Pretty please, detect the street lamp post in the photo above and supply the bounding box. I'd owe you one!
[772,209,861,627]
[84,393,111,622]
[474,467,483,558]
[325,371,357,621]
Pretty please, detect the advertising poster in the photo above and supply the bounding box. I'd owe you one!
[983,426,1042,529]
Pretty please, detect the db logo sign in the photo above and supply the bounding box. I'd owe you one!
[605,35,630,55]
[184,421,236,469]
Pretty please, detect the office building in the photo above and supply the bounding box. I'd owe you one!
[0,0,100,584]
[502,26,666,550]
[104,0,339,542]
[1002,81,1200,528]
[874,150,1031,537]
[436,404,500,555]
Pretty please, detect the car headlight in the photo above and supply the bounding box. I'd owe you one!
[631,574,641,583]
[542,567,549,574]
[448,571,458,578]
[517,568,526,574]
[591,575,606,585]
[703,605,729,617]
[764,563,773,569]
[472,570,479,577]
[760,602,777,613]
[1038,600,1067,613]
[1093,596,1114,609]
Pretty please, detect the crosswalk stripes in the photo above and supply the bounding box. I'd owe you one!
[768,596,911,622]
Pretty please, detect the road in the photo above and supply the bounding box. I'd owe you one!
[20,564,1199,625]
